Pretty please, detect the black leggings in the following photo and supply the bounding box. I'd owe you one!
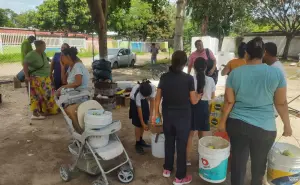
[227,118,276,185]
[163,108,191,179]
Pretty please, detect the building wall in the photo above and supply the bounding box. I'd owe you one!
[221,36,300,58]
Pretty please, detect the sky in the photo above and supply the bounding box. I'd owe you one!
[0,0,43,13]
[1,0,176,14]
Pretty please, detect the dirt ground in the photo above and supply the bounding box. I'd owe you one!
[0,60,299,185]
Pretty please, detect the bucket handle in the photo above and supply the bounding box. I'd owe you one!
[274,135,300,148]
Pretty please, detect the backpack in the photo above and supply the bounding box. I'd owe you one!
[205,49,218,85]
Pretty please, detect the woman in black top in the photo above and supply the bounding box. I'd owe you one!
[154,50,201,185]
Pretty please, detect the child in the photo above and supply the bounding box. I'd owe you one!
[129,80,156,154]
[186,57,216,165]
[154,51,201,185]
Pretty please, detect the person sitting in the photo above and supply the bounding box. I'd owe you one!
[50,43,70,90]
[57,47,89,94]
[221,42,246,76]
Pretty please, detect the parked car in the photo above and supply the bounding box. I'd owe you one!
[94,48,136,69]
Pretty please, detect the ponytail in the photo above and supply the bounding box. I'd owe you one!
[194,57,207,93]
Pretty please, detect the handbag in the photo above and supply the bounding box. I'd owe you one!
[16,54,46,82]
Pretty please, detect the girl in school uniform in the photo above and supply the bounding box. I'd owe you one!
[186,57,216,165]
[154,51,202,185]
[129,80,156,154]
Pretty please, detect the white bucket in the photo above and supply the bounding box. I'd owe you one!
[198,136,230,183]
[151,133,165,158]
[267,142,300,185]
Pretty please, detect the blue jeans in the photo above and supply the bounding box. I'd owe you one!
[151,56,157,64]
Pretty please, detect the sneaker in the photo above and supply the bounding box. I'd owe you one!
[140,139,151,148]
[31,115,46,120]
[135,144,145,155]
[173,175,192,185]
[186,161,191,166]
[163,169,171,178]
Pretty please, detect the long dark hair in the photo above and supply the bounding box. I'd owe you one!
[170,50,187,73]
[194,57,207,93]
[62,47,78,62]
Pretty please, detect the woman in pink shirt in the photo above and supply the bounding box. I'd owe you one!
[188,40,218,84]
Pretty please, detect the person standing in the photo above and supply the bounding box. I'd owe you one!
[218,37,292,185]
[23,40,59,120]
[186,57,216,166]
[188,40,218,84]
[50,43,70,90]
[263,42,286,78]
[264,42,287,118]
[154,50,201,185]
[150,43,159,65]
[21,36,36,64]
[221,42,247,76]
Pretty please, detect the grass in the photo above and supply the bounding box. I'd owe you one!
[0,50,96,64]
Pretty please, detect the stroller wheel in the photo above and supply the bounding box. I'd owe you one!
[59,165,71,182]
[92,179,106,185]
[118,166,134,183]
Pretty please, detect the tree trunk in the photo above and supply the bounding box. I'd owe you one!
[87,0,108,59]
[282,35,293,60]
[174,0,187,51]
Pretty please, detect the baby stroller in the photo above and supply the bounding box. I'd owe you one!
[56,89,134,185]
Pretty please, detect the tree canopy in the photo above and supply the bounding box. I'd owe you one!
[108,0,174,41]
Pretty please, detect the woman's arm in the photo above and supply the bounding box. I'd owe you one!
[221,65,230,76]
[211,92,216,99]
[218,87,235,131]
[23,62,30,81]
[50,60,54,80]
[60,57,67,85]
[274,87,292,136]
[149,98,155,118]
[61,74,82,89]
[190,91,201,105]
[154,89,162,119]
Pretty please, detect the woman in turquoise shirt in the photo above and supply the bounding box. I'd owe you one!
[218,37,292,185]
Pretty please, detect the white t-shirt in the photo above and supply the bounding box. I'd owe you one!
[130,84,156,107]
[271,60,286,116]
[193,75,216,101]
[272,61,286,79]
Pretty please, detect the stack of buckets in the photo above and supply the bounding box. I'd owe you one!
[267,142,300,184]
[199,136,230,183]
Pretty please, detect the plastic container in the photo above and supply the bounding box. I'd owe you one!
[209,95,224,127]
[151,133,165,158]
[88,135,109,148]
[267,142,300,185]
[84,110,112,130]
[198,136,230,183]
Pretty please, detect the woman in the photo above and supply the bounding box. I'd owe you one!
[23,40,59,120]
[221,42,247,76]
[154,50,201,185]
[58,47,89,94]
[50,43,70,90]
[218,37,292,185]
[186,57,216,166]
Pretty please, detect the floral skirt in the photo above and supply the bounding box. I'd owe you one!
[30,76,59,115]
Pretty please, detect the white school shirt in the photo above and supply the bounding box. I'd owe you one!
[193,75,216,101]
[130,84,156,107]
[271,61,286,116]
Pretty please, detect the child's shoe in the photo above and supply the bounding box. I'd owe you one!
[173,175,192,185]
[140,139,151,148]
[135,143,145,155]
[163,169,171,178]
